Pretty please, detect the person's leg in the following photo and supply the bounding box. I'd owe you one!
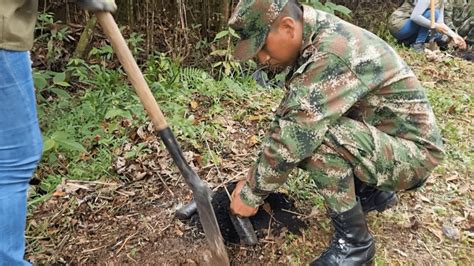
[300,112,440,212]
[323,117,437,192]
[415,9,441,44]
[299,138,373,265]
[0,50,43,265]
[393,20,421,45]
[303,116,440,264]
[299,143,356,213]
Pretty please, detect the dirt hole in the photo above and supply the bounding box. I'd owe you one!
[185,184,308,245]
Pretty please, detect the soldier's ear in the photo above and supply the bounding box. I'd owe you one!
[278,16,297,38]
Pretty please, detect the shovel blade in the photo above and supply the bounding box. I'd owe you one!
[194,189,230,265]
[159,128,229,265]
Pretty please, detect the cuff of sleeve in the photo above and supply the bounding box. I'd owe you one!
[239,182,265,208]
[446,28,457,39]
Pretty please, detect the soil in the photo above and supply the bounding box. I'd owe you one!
[452,50,474,61]
[27,177,309,265]
[186,184,308,245]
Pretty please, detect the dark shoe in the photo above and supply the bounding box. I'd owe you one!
[310,201,375,266]
[354,178,397,214]
[437,35,450,51]
[410,43,425,53]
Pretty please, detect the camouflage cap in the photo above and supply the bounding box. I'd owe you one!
[229,0,290,61]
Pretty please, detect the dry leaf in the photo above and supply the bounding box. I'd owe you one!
[53,190,66,197]
[418,194,432,203]
[190,100,198,110]
[262,202,272,214]
[428,227,444,242]
[248,115,261,121]
[442,224,460,240]
[248,135,259,146]
[134,172,147,181]
[174,226,184,237]
[446,175,460,182]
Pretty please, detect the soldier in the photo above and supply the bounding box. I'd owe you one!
[445,0,473,46]
[228,0,444,264]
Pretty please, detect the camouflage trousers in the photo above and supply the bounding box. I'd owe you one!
[298,117,438,213]
[458,17,474,44]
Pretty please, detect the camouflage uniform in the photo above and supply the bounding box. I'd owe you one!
[230,1,445,213]
[445,0,474,44]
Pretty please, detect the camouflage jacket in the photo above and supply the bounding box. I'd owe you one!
[445,0,472,28]
[445,0,473,42]
[240,5,444,208]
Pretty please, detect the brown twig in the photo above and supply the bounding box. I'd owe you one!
[281,208,305,217]
[157,171,175,197]
[82,245,107,253]
[116,231,139,254]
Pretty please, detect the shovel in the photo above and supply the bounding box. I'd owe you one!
[95,12,229,265]
[428,0,437,50]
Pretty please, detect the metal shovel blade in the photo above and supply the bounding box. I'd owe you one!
[159,128,229,265]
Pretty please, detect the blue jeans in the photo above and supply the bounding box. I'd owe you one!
[394,9,442,45]
[0,50,42,265]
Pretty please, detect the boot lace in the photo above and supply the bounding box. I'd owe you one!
[320,217,349,257]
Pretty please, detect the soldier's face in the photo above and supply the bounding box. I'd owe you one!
[256,16,303,72]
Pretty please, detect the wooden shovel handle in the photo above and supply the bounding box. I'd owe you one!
[95,12,168,131]
[430,0,436,29]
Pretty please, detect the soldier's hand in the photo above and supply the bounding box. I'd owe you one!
[76,0,117,12]
[453,35,467,50]
[230,180,258,218]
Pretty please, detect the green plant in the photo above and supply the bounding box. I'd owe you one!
[33,70,71,101]
[301,0,352,18]
[127,32,145,57]
[35,12,72,68]
[67,58,93,83]
[89,44,114,62]
[42,131,86,154]
[211,27,242,77]
[285,169,325,207]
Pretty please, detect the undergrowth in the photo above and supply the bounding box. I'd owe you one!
[30,44,281,207]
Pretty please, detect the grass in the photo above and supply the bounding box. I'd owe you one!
[29,44,282,205]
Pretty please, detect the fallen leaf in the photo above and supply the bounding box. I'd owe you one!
[190,100,199,110]
[248,115,261,121]
[174,226,184,237]
[418,194,432,203]
[442,224,460,240]
[248,135,259,146]
[262,203,272,215]
[134,172,147,181]
[446,175,460,182]
[428,227,444,242]
[53,190,66,197]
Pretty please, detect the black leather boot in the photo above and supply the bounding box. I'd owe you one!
[310,201,375,266]
[354,177,397,214]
